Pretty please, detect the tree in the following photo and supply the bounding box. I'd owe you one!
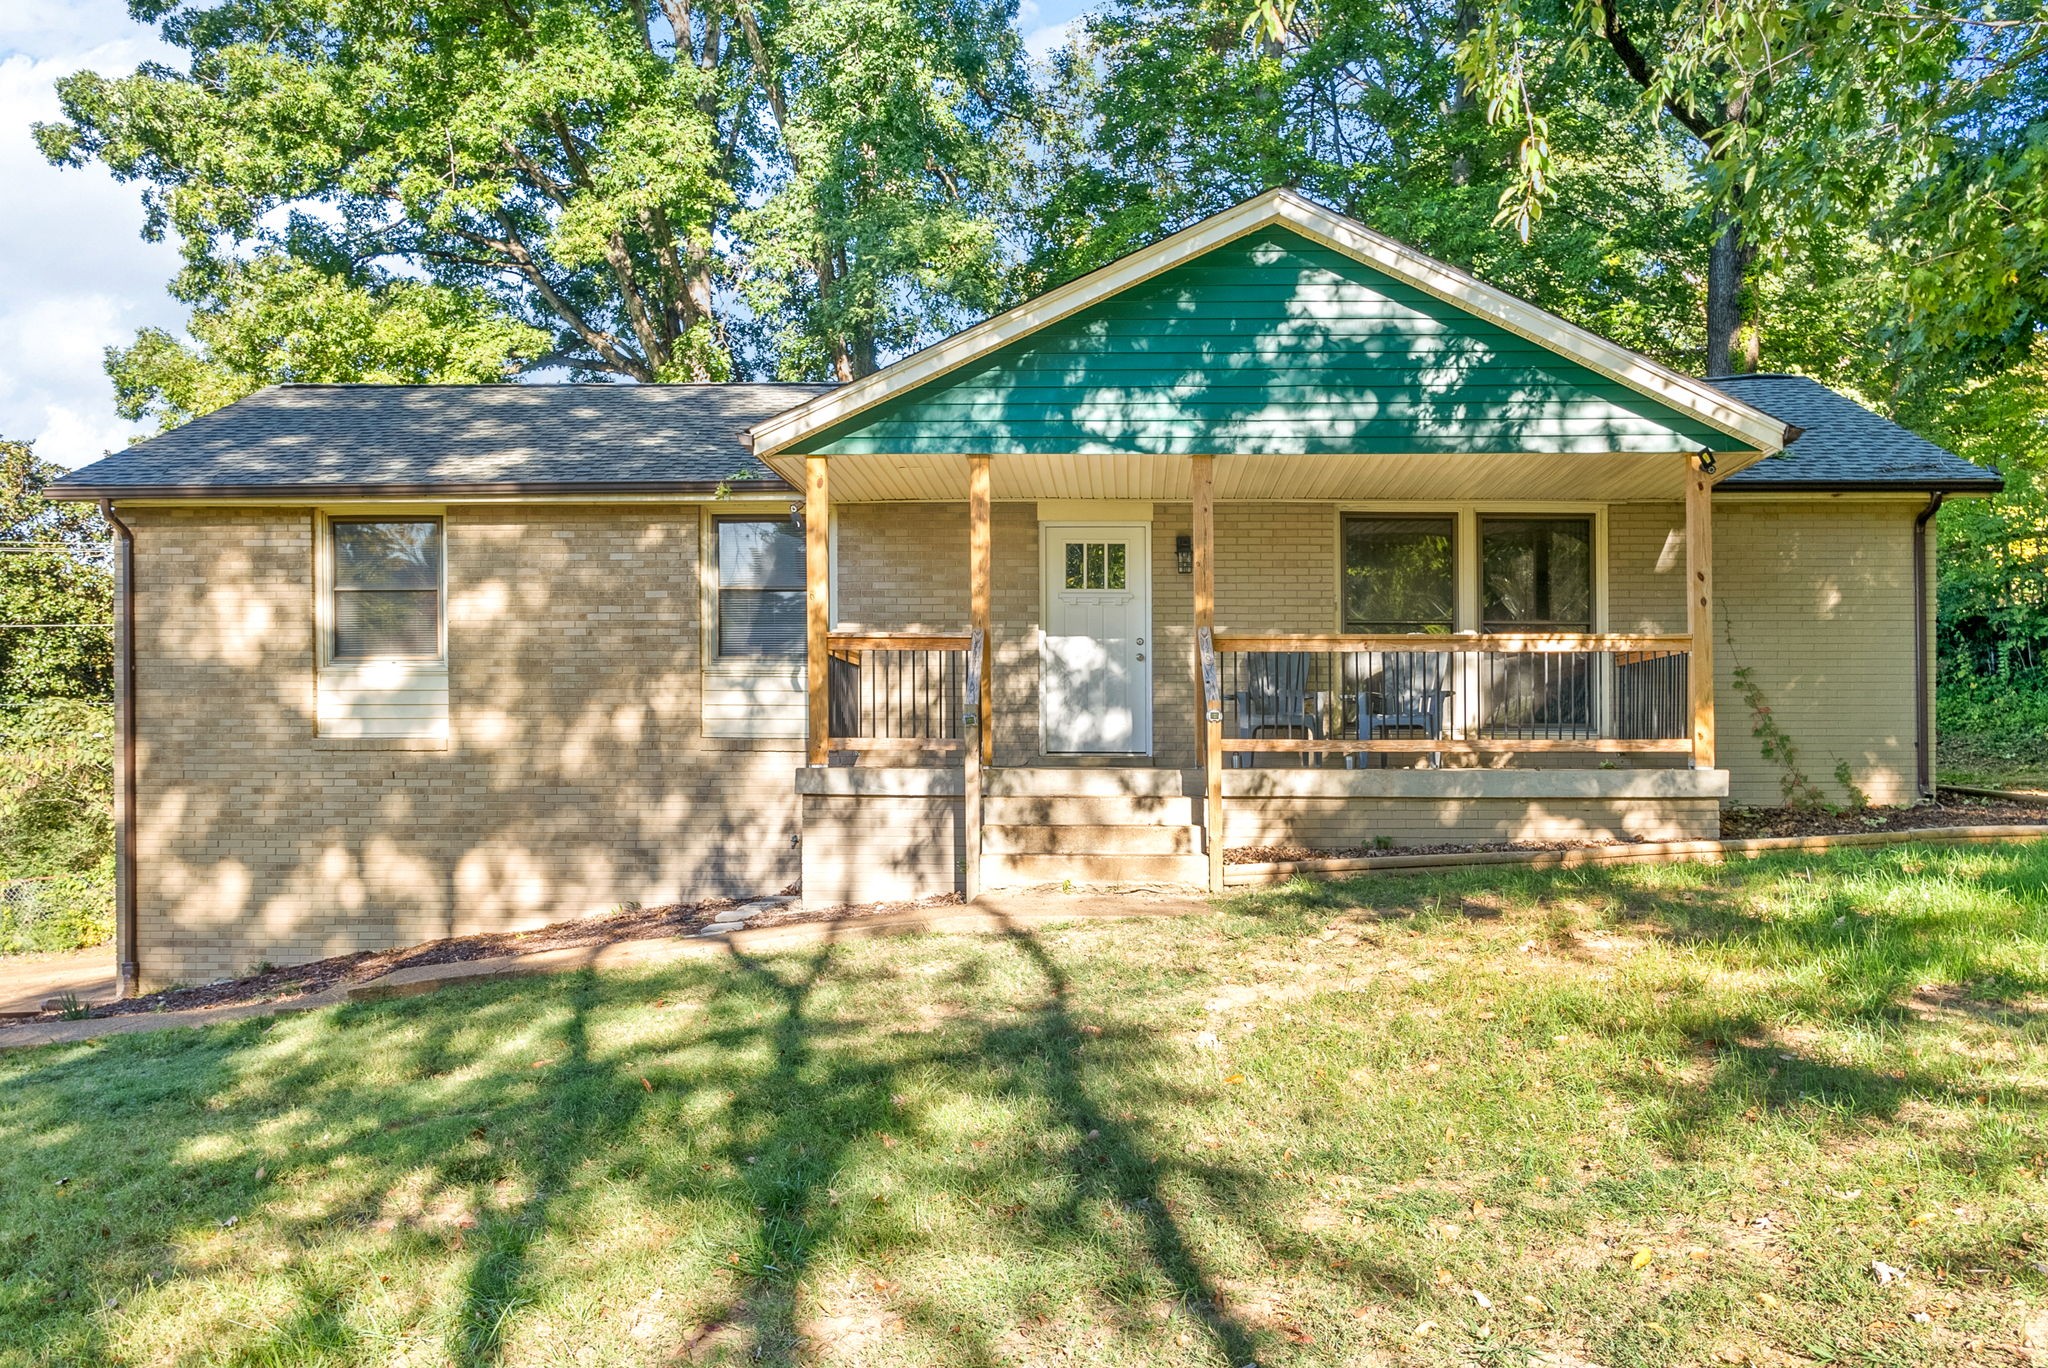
[0,442,112,707]
[37,0,1031,398]
[1441,0,2048,376]
[1031,0,1714,366]
[107,253,554,430]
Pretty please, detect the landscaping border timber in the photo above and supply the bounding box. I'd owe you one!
[1222,823,2048,885]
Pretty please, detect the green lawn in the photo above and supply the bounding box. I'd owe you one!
[4,847,2048,1367]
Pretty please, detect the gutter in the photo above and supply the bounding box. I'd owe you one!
[1914,492,1945,800]
[99,500,140,997]
[44,476,797,503]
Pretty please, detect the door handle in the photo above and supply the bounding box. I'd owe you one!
[1136,653,1145,661]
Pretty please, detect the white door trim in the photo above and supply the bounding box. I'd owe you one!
[1038,521,1154,756]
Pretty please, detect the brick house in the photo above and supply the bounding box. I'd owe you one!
[51,191,2000,992]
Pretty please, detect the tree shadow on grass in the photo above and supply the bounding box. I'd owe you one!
[0,921,1352,1366]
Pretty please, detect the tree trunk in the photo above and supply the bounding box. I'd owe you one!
[1704,210,1754,376]
[1448,0,1479,187]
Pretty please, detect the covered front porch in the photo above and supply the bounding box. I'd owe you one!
[787,446,1727,900]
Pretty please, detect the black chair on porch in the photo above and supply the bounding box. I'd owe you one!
[1230,651,1326,767]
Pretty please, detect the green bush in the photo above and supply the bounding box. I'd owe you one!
[0,700,113,951]
[1937,673,2048,777]
[0,874,112,954]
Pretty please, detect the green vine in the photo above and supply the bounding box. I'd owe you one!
[1732,665,1828,809]
[1832,760,1872,811]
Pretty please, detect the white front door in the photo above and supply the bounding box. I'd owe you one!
[1040,523,1152,754]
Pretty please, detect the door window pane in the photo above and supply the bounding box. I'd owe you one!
[1085,543,1106,588]
[1480,517,1592,630]
[1342,515,1454,632]
[717,517,806,657]
[1106,543,1127,590]
[1064,542,1084,589]
[331,519,442,659]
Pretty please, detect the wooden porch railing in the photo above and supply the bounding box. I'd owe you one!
[1210,632,1696,761]
[825,631,972,755]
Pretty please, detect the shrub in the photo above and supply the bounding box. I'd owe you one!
[1938,673,2048,770]
[0,700,113,951]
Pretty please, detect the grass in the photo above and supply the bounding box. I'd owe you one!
[4,846,2048,1367]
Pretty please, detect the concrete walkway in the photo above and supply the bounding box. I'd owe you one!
[0,886,1210,1052]
[0,947,116,1019]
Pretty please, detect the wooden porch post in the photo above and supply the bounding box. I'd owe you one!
[968,456,994,767]
[805,455,831,767]
[1191,455,1224,893]
[962,456,994,900]
[1686,454,1716,770]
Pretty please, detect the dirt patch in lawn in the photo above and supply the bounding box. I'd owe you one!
[1226,796,2048,864]
[32,889,965,1024]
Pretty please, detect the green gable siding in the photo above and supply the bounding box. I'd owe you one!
[802,228,1741,457]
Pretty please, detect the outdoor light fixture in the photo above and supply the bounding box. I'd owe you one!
[1175,534,1194,574]
[789,501,806,530]
[1696,448,1718,476]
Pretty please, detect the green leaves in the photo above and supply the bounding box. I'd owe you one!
[43,0,1035,400]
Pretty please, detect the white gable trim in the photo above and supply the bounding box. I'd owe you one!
[744,188,1792,474]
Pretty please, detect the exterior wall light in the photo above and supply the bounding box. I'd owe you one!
[1175,534,1194,575]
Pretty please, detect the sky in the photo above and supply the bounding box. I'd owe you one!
[0,0,1091,471]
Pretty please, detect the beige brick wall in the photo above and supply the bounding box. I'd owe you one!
[1224,797,1719,849]
[1711,498,1925,807]
[129,505,799,988]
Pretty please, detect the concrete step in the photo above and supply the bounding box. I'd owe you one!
[982,823,1201,856]
[985,767,1198,799]
[981,851,1210,887]
[981,793,1203,827]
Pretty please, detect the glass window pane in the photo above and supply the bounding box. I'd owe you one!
[719,590,805,657]
[1342,516,1454,632]
[1065,542,1084,589]
[1107,542,1127,590]
[1086,543,1106,589]
[334,590,439,658]
[1481,517,1592,630]
[717,518,805,590]
[333,520,439,590]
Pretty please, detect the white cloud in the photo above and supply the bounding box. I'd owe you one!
[1024,19,1082,61]
[0,4,183,468]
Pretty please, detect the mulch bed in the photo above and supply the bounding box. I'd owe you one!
[1227,795,2048,865]
[18,888,963,1026]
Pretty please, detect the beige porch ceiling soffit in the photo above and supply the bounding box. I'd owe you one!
[744,188,1794,480]
[803,450,1701,504]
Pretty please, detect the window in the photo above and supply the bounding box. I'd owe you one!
[1062,540,1128,590]
[1480,516,1592,631]
[717,516,806,657]
[330,518,443,659]
[1342,515,1455,632]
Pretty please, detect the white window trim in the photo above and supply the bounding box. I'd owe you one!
[312,505,450,742]
[1330,501,1608,634]
[314,505,449,668]
[698,500,821,742]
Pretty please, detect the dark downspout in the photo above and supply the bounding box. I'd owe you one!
[99,500,140,997]
[1913,493,1944,801]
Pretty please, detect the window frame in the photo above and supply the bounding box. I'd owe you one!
[1339,512,1459,634]
[710,510,811,662]
[1330,503,1606,635]
[1476,513,1598,634]
[315,508,448,667]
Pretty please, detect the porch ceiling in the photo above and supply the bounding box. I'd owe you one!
[813,450,1699,504]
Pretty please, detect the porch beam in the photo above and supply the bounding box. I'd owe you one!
[1192,454,1224,893]
[968,455,993,767]
[806,455,831,766]
[1686,454,1716,769]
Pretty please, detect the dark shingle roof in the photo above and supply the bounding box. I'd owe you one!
[48,383,833,498]
[1707,373,2001,492]
[48,372,2002,499]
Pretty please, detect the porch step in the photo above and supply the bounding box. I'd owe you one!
[984,767,1200,798]
[981,794,1202,827]
[982,852,1210,886]
[982,823,1200,856]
